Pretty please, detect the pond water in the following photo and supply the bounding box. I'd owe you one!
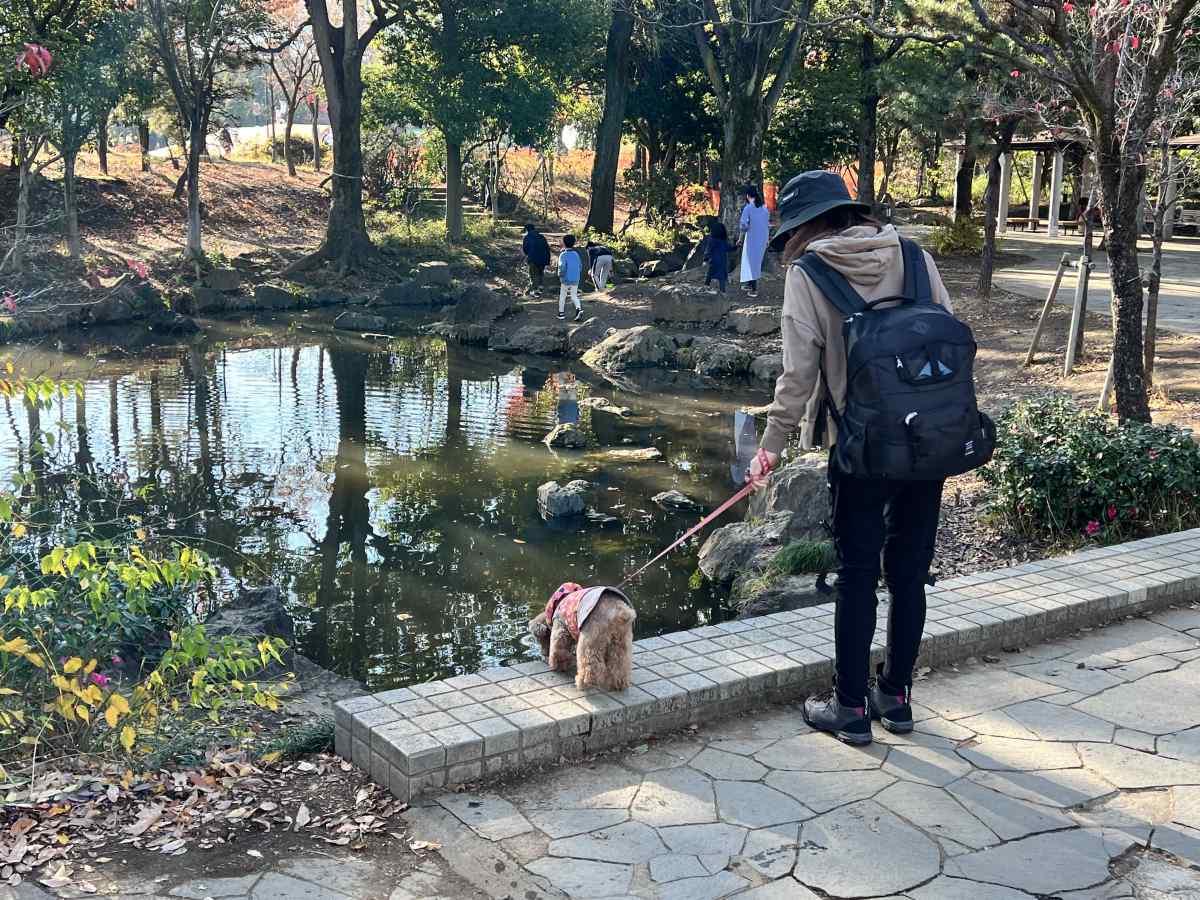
[1,316,769,690]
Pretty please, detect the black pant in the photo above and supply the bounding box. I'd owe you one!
[830,465,944,708]
[528,262,545,291]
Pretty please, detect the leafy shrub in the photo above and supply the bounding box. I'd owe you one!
[980,395,1200,542]
[0,368,291,772]
[929,218,983,256]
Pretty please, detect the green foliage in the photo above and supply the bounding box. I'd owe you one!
[260,717,334,761]
[980,396,1200,543]
[929,219,983,256]
[769,541,837,576]
[0,366,291,770]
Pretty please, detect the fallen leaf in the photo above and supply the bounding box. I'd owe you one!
[408,840,441,852]
[126,805,162,837]
[246,849,263,859]
[294,804,310,832]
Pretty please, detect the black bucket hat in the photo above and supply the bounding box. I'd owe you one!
[770,171,869,250]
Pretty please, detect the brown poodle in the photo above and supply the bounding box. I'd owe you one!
[528,583,636,691]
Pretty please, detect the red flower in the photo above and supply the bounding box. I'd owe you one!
[1010,69,1021,77]
[1107,505,1118,521]
[14,43,51,78]
[1130,35,1140,49]
[127,259,149,279]
[1063,0,1074,10]
[1,292,16,314]
[90,672,110,688]
[1149,449,1159,460]
[1085,521,1101,536]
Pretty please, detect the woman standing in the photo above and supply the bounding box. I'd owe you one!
[738,185,771,298]
[746,170,953,746]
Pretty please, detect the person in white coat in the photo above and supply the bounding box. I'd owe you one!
[738,185,771,298]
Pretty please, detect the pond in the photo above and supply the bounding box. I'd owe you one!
[0,315,770,690]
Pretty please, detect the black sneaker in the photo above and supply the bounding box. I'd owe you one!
[870,671,914,734]
[574,308,584,322]
[803,692,871,745]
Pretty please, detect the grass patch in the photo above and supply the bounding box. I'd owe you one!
[368,208,519,276]
[769,540,837,576]
[260,718,335,761]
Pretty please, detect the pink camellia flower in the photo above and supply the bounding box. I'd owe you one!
[14,44,52,78]
[1085,520,1101,537]
[111,655,123,666]
[90,672,110,688]
[1107,505,1118,521]
[2,292,16,314]
[1063,0,1074,11]
[1010,69,1021,77]
[127,259,149,279]
[1131,35,1140,49]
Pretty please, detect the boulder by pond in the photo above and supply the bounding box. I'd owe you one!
[640,254,685,277]
[537,480,590,517]
[653,489,700,510]
[697,510,792,585]
[415,260,453,287]
[567,317,613,356]
[491,324,568,355]
[748,453,829,542]
[732,573,832,619]
[613,259,639,277]
[543,422,590,449]
[335,311,389,333]
[751,353,784,383]
[205,268,241,293]
[678,337,753,377]
[205,585,295,647]
[254,283,302,310]
[652,286,730,324]
[727,306,781,336]
[579,396,632,417]
[582,325,676,372]
[451,284,512,325]
[377,280,439,307]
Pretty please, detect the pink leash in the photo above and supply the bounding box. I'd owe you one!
[617,449,772,589]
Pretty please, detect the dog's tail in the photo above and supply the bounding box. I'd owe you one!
[612,597,637,629]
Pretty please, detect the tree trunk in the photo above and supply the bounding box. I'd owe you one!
[139,122,151,172]
[1096,149,1151,423]
[446,140,464,241]
[268,81,278,161]
[915,152,927,198]
[719,94,765,234]
[954,144,976,221]
[585,3,635,235]
[977,121,1017,297]
[284,108,297,177]
[7,139,32,273]
[97,111,110,175]
[186,117,205,259]
[63,149,81,259]
[1145,216,1163,389]
[857,36,880,209]
[311,99,321,172]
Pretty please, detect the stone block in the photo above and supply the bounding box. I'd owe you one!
[353,705,400,742]
[543,701,592,737]
[370,750,390,789]
[352,737,369,769]
[471,717,522,756]
[205,268,241,292]
[334,726,350,760]
[416,260,452,287]
[390,732,445,776]
[388,769,411,803]
[507,708,557,746]
[430,724,483,765]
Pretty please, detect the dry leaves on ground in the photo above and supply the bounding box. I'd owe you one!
[0,751,406,892]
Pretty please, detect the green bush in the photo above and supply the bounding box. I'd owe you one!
[929,218,983,256]
[770,540,837,576]
[980,396,1200,543]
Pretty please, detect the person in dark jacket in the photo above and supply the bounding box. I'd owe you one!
[522,224,552,296]
[704,221,731,294]
[586,240,615,292]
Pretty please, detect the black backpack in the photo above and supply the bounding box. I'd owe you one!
[795,238,995,481]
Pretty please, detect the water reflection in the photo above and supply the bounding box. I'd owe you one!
[0,322,767,689]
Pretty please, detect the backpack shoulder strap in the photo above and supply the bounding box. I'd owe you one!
[899,238,933,304]
[794,252,867,318]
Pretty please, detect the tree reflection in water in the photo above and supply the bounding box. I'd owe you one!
[0,327,758,690]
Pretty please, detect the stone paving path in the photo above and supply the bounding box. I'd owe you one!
[11,606,1200,900]
[400,606,1200,899]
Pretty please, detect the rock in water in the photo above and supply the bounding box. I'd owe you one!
[335,311,388,332]
[377,281,438,307]
[205,585,295,646]
[599,447,662,462]
[747,453,828,541]
[451,284,512,325]
[415,260,453,287]
[678,338,753,377]
[205,267,241,292]
[491,325,568,355]
[750,353,784,383]
[582,326,676,371]
[537,480,590,517]
[579,397,632,417]
[733,573,832,619]
[584,508,620,527]
[544,423,590,449]
[697,511,792,585]
[653,490,700,510]
[567,317,613,356]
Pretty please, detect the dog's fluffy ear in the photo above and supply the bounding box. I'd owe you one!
[529,612,551,657]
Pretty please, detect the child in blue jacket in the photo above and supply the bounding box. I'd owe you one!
[557,235,584,321]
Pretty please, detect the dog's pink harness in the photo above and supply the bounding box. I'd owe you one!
[545,583,629,640]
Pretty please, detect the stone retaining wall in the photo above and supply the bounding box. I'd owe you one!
[334,528,1200,804]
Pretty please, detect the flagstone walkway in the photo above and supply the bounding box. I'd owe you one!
[12,607,1200,900]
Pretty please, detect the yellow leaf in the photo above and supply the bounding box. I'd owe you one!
[231,680,244,691]
[105,705,119,728]
[0,687,18,695]
[63,657,83,675]
[108,694,131,716]
[76,705,90,723]
[120,726,135,751]
[26,652,44,668]
[84,659,97,675]
[260,750,282,764]
[12,522,26,538]
[5,361,13,375]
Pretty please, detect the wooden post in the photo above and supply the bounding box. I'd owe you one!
[1024,252,1072,366]
[1064,254,1091,376]
[1098,353,1116,411]
[996,152,1013,235]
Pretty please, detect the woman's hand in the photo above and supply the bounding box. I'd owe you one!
[746,448,779,492]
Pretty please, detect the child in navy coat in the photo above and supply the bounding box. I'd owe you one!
[704,221,731,294]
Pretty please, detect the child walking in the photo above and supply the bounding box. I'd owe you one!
[704,221,731,294]
[557,234,584,321]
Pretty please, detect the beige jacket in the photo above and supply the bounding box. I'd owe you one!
[761,225,953,455]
